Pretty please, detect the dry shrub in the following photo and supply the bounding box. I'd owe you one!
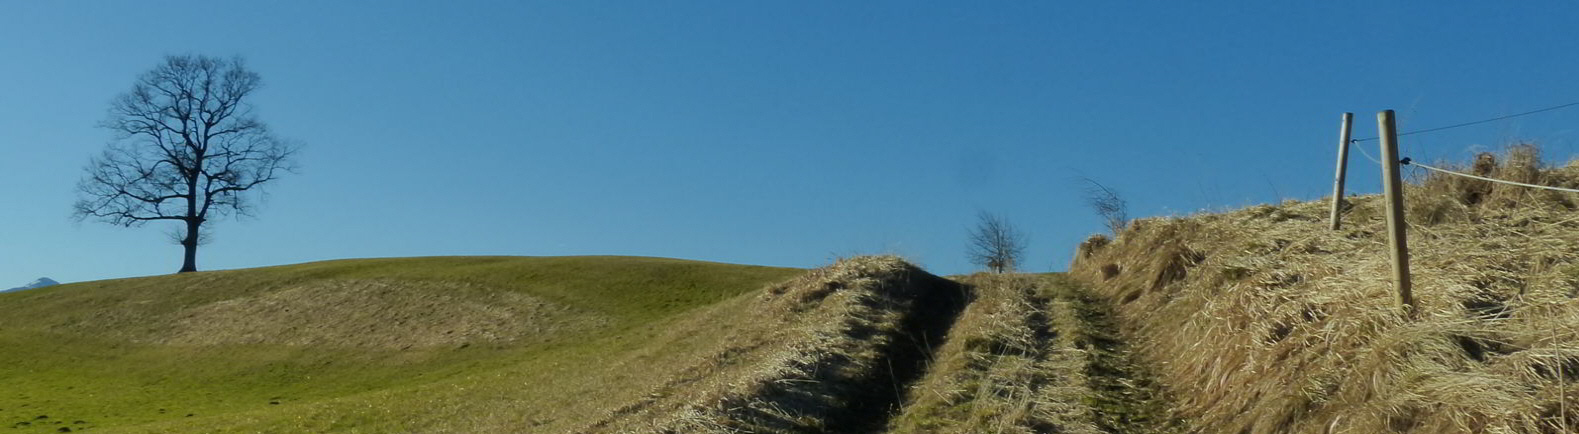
[1071,145,1579,433]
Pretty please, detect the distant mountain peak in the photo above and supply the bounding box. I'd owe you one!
[3,277,58,293]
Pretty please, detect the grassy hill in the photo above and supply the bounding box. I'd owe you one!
[35,166,1578,433]
[0,256,801,432]
[50,162,1579,433]
[1071,146,1579,433]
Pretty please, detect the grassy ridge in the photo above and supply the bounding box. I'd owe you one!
[583,256,969,433]
[1072,146,1579,433]
[0,256,799,432]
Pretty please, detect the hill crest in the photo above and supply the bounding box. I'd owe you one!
[1072,147,1579,433]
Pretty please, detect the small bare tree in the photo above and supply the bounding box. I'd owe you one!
[967,211,1027,273]
[1082,177,1128,235]
[74,55,298,273]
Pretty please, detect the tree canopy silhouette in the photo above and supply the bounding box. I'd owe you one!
[74,55,298,273]
[967,211,1026,273]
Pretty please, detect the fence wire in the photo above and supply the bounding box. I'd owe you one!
[1351,101,1579,143]
[1352,141,1384,165]
[1405,159,1579,194]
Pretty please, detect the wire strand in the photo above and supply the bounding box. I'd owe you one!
[1407,160,1579,193]
[1351,140,1384,165]
[1353,101,1579,142]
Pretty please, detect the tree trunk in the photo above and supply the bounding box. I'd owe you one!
[178,218,200,273]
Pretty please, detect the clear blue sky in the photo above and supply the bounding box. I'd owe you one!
[5,2,1579,285]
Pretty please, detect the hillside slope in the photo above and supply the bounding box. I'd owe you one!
[1072,147,1579,433]
[582,255,969,433]
[886,273,1175,434]
[0,256,800,433]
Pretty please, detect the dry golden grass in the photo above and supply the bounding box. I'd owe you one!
[887,273,1101,434]
[151,279,602,349]
[1072,144,1579,433]
[584,255,968,433]
[888,272,1176,434]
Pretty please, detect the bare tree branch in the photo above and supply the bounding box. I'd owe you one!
[73,55,299,273]
[966,211,1027,273]
[1081,177,1129,235]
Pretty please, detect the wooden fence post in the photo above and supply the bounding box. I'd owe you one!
[1378,110,1415,314]
[1329,112,1354,230]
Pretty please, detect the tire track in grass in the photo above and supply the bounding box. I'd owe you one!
[885,273,1179,433]
[1049,275,1181,433]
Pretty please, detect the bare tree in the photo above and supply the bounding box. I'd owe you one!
[967,211,1027,273]
[1081,177,1128,235]
[74,55,298,273]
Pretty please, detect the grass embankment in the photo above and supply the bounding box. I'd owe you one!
[1072,145,1579,432]
[583,255,969,433]
[888,273,1174,434]
[0,256,800,432]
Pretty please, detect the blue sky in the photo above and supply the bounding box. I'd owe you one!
[4,2,1579,285]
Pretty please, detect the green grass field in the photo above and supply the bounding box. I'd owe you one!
[0,256,799,432]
